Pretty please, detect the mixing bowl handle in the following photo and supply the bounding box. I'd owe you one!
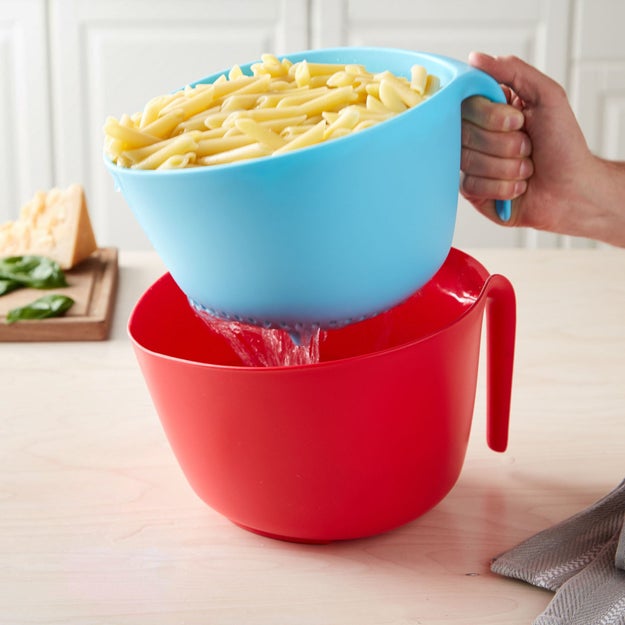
[482,273,516,452]
[446,61,513,222]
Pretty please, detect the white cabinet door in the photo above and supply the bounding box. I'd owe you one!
[571,0,625,160]
[566,0,625,249]
[49,0,308,249]
[312,0,569,79]
[0,0,52,222]
[310,0,571,248]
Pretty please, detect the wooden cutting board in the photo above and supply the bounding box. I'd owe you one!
[0,247,118,342]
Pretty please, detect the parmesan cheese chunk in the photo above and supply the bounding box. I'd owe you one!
[0,184,98,270]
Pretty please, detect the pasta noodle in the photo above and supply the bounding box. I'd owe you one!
[104,54,440,170]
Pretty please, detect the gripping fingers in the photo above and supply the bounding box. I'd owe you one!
[462,120,531,159]
[461,147,533,183]
[461,172,528,202]
[462,96,525,132]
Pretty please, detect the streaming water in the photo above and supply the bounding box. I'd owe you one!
[192,304,323,367]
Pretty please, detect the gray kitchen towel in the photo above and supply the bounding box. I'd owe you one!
[616,520,625,571]
[491,478,625,625]
[533,533,625,625]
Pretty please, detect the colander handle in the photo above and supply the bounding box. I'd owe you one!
[483,273,516,452]
[450,63,513,222]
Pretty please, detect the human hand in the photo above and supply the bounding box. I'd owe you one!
[460,52,625,246]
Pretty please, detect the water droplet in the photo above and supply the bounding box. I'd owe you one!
[288,329,302,346]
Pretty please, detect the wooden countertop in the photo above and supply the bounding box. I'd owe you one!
[2,248,624,625]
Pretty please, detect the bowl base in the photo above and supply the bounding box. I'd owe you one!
[232,521,333,544]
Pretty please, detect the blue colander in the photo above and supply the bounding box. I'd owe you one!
[105,47,510,329]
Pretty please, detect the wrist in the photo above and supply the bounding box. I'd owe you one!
[580,157,625,247]
[552,155,625,247]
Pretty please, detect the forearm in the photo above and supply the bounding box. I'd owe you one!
[566,157,625,248]
[461,53,625,247]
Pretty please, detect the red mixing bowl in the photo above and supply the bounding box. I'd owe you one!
[128,248,515,542]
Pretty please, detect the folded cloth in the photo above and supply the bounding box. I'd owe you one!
[533,533,625,625]
[491,478,625,625]
[616,520,625,571]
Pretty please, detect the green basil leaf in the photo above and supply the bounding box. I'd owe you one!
[0,255,68,289]
[6,294,75,324]
[0,278,23,296]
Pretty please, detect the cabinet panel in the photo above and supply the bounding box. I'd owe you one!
[572,64,625,160]
[312,0,570,82]
[311,0,572,248]
[571,1,625,159]
[569,2,625,248]
[573,0,625,60]
[0,0,52,223]
[49,0,308,249]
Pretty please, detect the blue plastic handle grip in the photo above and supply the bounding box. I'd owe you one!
[496,199,511,221]
[444,61,513,223]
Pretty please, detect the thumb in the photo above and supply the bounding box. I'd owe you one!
[468,52,563,107]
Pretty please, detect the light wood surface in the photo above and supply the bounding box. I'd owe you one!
[2,248,624,625]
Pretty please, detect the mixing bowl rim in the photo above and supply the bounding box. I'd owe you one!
[127,248,492,372]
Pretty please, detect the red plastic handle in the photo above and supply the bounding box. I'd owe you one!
[483,274,516,452]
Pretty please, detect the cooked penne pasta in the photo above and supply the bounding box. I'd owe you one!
[141,109,186,139]
[378,79,408,113]
[196,134,256,157]
[425,74,440,95]
[220,93,264,111]
[198,142,271,166]
[174,108,223,133]
[326,71,355,88]
[104,53,440,169]
[132,133,200,170]
[383,73,423,107]
[280,123,320,140]
[234,118,286,150]
[410,64,428,95]
[299,86,359,116]
[254,115,308,131]
[203,111,231,130]
[157,152,197,169]
[365,94,393,114]
[104,117,160,148]
[274,86,330,108]
[140,95,173,127]
[222,107,303,126]
[273,120,326,155]
[323,107,360,139]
